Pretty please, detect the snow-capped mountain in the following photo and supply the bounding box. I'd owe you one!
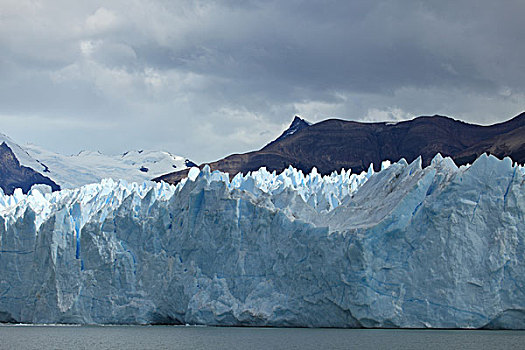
[0,142,60,195]
[0,154,523,328]
[0,130,194,190]
[24,144,194,189]
[0,132,48,173]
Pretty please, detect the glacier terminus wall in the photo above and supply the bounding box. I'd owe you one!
[0,154,524,328]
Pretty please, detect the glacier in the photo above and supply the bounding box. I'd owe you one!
[0,154,524,328]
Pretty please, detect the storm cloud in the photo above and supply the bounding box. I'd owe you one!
[1,0,524,162]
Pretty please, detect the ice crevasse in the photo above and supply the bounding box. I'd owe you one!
[0,154,524,328]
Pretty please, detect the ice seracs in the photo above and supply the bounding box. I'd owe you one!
[0,154,523,328]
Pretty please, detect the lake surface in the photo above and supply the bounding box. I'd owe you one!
[0,325,523,350]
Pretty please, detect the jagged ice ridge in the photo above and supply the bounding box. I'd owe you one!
[0,154,524,328]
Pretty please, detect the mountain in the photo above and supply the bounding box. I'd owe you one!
[154,112,525,184]
[24,144,195,189]
[0,142,60,195]
[454,122,525,165]
[0,155,523,328]
[267,115,311,145]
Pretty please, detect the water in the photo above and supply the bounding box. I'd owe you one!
[0,325,523,350]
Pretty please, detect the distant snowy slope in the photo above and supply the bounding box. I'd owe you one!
[24,144,192,189]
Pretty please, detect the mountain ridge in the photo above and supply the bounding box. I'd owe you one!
[154,112,525,184]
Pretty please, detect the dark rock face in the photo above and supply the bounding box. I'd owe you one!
[154,112,525,184]
[0,142,60,195]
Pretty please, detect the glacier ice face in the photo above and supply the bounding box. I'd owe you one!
[0,154,524,328]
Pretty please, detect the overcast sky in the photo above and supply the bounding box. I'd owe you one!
[1,0,524,163]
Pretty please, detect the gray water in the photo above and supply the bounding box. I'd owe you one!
[0,325,523,350]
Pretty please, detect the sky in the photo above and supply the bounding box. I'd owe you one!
[1,0,524,163]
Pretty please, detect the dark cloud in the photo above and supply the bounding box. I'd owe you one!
[0,0,523,162]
